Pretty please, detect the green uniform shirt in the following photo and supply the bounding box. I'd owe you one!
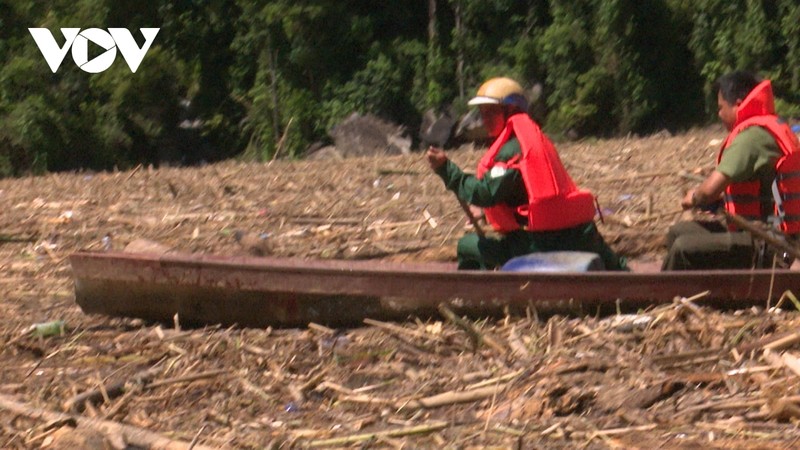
[434,138,527,208]
[435,135,625,270]
[716,126,781,219]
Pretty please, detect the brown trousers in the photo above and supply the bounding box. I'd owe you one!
[661,220,759,271]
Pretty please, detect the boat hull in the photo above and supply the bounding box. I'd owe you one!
[70,251,800,327]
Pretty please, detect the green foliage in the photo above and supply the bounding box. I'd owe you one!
[1,0,800,176]
[687,0,791,117]
[775,98,800,121]
[323,53,406,126]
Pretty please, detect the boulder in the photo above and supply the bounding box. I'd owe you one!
[305,145,343,160]
[329,113,411,157]
[419,109,456,148]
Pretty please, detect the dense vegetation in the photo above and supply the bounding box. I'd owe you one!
[1,0,799,176]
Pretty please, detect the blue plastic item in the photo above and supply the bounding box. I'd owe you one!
[792,124,800,134]
[500,251,605,273]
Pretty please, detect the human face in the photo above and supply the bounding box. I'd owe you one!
[717,90,738,131]
[479,105,507,138]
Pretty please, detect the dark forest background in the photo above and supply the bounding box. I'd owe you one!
[1,0,799,176]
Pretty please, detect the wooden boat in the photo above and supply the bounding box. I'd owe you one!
[69,250,800,328]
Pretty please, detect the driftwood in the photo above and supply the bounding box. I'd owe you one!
[0,394,214,450]
[62,366,163,412]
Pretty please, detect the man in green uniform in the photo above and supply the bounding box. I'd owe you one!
[425,77,626,271]
[662,71,783,270]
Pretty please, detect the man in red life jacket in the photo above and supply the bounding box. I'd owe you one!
[663,70,800,270]
[425,77,626,270]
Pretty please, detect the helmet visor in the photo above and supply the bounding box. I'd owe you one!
[467,96,501,106]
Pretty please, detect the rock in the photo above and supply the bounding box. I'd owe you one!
[305,145,343,160]
[419,109,456,148]
[387,133,412,154]
[329,113,411,157]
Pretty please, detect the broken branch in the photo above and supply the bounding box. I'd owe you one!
[437,304,506,355]
[0,394,214,450]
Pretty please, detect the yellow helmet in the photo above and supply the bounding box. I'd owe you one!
[468,77,528,111]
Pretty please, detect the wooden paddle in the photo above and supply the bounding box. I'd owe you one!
[720,209,800,261]
[455,195,485,238]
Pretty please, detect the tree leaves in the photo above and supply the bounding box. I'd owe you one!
[0,1,799,175]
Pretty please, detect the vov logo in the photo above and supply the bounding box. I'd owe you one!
[28,28,159,73]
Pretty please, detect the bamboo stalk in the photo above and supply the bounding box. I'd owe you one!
[763,332,800,352]
[466,369,524,390]
[364,318,431,341]
[592,170,680,183]
[377,168,421,176]
[308,322,336,335]
[290,217,362,226]
[238,377,273,403]
[402,385,504,410]
[367,219,428,231]
[146,369,229,389]
[0,394,213,450]
[338,394,394,406]
[305,421,448,447]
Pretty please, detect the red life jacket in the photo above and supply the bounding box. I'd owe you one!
[476,113,596,232]
[717,80,800,234]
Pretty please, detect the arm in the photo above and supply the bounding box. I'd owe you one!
[425,146,448,171]
[681,170,730,209]
[425,147,523,207]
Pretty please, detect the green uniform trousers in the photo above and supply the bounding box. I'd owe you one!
[456,221,627,271]
[661,220,757,271]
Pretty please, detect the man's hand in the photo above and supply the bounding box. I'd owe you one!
[426,146,448,170]
[468,204,484,221]
[680,188,696,210]
[681,171,730,211]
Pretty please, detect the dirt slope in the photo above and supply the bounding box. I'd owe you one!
[2,125,800,449]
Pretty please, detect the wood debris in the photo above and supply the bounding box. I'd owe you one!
[4,127,800,447]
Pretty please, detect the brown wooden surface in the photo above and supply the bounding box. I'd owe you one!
[70,251,800,327]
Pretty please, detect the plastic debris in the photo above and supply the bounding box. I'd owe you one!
[101,235,113,251]
[32,320,66,338]
[284,402,299,413]
[602,314,653,332]
[57,210,74,224]
[320,334,349,351]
